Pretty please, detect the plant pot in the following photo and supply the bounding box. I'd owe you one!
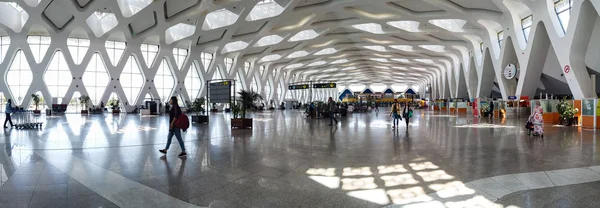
[231,118,252,129]
[192,115,209,124]
[33,110,41,115]
[211,109,218,112]
[81,110,88,114]
[112,110,121,114]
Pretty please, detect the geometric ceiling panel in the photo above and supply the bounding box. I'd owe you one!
[289,29,320,42]
[390,0,441,12]
[0,2,29,33]
[165,0,199,19]
[203,8,239,30]
[24,0,41,7]
[351,23,385,34]
[255,35,284,47]
[129,11,157,36]
[43,0,74,29]
[246,0,288,21]
[222,41,248,54]
[165,23,196,44]
[295,0,330,8]
[86,12,118,37]
[429,19,467,32]
[116,0,152,18]
[449,0,502,12]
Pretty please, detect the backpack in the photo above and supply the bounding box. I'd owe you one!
[175,113,190,131]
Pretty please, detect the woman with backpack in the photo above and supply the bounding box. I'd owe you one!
[403,101,412,128]
[159,96,187,157]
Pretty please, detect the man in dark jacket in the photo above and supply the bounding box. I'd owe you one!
[328,97,338,126]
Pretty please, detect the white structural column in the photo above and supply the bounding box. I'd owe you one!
[516,22,553,97]
[456,64,468,98]
[477,49,496,98]
[562,0,595,99]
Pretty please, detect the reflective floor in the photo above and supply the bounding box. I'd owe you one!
[0,109,598,207]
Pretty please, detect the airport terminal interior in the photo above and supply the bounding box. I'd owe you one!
[2,0,600,207]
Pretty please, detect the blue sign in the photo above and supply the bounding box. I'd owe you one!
[508,96,517,100]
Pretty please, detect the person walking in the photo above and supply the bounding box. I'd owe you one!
[4,99,13,128]
[403,101,412,128]
[375,102,380,113]
[328,97,338,126]
[159,96,187,157]
[390,99,402,129]
[529,100,544,137]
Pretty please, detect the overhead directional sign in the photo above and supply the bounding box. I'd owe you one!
[313,83,337,89]
[288,84,310,90]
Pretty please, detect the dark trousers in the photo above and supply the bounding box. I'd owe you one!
[4,113,13,127]
[329,112,338,125]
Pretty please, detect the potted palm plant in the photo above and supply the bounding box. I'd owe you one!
[231,90,262,129]
[557,99,578,126]
[190,97,208,123]
[79,95,90,114]
[31,93,42,115]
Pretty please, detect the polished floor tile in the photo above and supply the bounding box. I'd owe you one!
[0,109,599,207]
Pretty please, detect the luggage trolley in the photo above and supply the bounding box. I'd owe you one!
[13,110,43,129]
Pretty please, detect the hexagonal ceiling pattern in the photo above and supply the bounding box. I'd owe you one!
[0,0,570,107]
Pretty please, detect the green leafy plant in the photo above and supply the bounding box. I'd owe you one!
[238,90,263,119]
[556,99,578,122]
[79,95,90,109]
[31,93,41,110]
[231,101,241,119]
[192,97,205,115]
[108,98,120,110]
[480,103,490,113]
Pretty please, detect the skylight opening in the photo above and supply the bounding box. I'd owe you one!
[286,63,303,69]
[342,67,357,71]
[391,58,409,63]
[323,68,338,72]
[412,67,427,71]
[374,53,392,58]
[420,45,445,52]
[331,59,349,64]
[116,0,153,18]
[351,23,385,34]
[363,45,387,52]
[308,61,327,66]
[165,23,196,44]
[370,58,388,63]
[415,59,434,64]
[287,51,309,58]
[387,21,420,32]
[222,41,248,53]
[203,8,239,30]
[314,48,337,55]
[393,66,407,70]
[254,35,284,47]
[428,19,467,32]
[260,54,281,62]
[390,45,413,52]
[86,12,118,37]
[246,0,287,21]
[289,30,319,42]
[374,66,389,69]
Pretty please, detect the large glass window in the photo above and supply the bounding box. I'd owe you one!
[265,79,272,101]
[7,50,33,105]
[259,65,265,77]
[173,48,188,70]
[554,0,573,33]
[200,52,213,71]
[141,44,159,67]
[236,71,244,95]
[105,40,126,66]
[521,15,533,42]
[27,36,51,63]
[212,67,223,80]
[155,59,175,102]
[122,55,143,105]
[250,76,260,92]
[45,51,72,102]
[497,30,504,48]
[67,38,90,65]
[225,57,234,74]
[82,53,110,105]
[0,37,10,64]
[244,62,251,74]
[185,63,202,100]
